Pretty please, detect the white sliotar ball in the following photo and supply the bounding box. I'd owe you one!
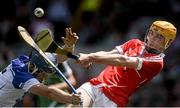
[34,7,44,18]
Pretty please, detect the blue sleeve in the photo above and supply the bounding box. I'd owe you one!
[11,55,36,89]
[11,55,29,68]
[12,68,35,89]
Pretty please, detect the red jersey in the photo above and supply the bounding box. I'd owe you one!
[89,39,164,106]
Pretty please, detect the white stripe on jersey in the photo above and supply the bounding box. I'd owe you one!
[136,58,143,70]
[115,46,123,54]
[93,83,128,89]
[135,70,142,78]
[143,57,163,62]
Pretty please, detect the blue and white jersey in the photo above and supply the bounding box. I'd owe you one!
[0,55,40,107]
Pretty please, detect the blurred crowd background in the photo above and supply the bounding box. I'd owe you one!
[0,0,180,107]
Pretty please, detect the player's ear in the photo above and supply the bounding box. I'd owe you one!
[28,62,38,74]
[28,62,35,72]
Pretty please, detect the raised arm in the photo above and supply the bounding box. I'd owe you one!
[56,28,79,63]
[62,28,79,53]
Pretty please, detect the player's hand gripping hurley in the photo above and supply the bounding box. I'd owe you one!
[17,26,77,94]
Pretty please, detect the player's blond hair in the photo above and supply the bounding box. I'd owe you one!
[150,20,177,49]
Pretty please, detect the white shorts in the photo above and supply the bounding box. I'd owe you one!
[79,82,117,107]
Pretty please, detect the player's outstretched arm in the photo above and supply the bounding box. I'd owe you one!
[28,83,81,105]
[77,48,139,69]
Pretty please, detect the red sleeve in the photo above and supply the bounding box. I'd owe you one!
[120,39,141,53]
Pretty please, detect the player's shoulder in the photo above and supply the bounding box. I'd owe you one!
[11,55,29,68]
[124,38,144,47]
[11,55,34,80]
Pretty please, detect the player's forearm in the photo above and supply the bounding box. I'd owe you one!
[47,86,73,104]
[29,84,76,104]
[48,79,76,90]
[88,51,138,68]
[89,49,120,57]
[89,52,127,66]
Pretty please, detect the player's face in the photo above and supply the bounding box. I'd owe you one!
[146,30,166,52]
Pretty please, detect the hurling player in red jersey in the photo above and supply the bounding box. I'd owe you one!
[68,20,177,107]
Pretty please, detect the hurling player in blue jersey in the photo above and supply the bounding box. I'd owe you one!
[0,28,81,107]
